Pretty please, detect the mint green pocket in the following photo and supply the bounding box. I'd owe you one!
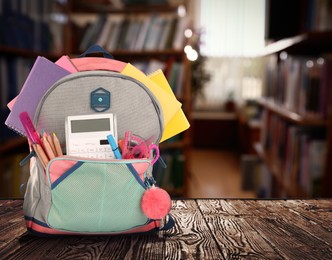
[47,160,149,233]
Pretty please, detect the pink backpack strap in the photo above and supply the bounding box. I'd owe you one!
[71,57,127,72]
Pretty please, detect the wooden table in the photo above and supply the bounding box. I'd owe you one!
[0,199,331,259]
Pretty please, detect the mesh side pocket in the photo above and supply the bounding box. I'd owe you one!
[48,161,148,233]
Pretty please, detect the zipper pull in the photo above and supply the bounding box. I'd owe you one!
[144,176,157,188]
[19,150,36,167]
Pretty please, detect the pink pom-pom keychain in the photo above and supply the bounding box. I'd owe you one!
[141,185,172,220]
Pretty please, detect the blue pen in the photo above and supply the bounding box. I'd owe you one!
[107,134,122,159]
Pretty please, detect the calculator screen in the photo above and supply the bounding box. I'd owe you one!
[71,118,110,133]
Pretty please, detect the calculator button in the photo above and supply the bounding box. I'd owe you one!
[97,147,106,152]
[88,147,96,153]
[79,147,87,153]
[70,148,79,154]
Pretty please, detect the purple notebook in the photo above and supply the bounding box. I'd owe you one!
[5,56,70,136]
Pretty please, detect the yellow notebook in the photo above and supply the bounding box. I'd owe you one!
[122,64,182,127]
[148,69,190,142]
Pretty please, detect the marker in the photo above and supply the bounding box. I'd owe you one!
[19,111,42,146]
[107,134,122,159]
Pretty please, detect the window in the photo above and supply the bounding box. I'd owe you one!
[193,0,266,110]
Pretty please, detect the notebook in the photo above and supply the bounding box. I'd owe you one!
[7,55,78,111]
[148,69,190,142]
[121,63,182,126]
[5,56,70,136]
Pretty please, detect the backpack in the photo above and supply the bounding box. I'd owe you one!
[6,45,188,236]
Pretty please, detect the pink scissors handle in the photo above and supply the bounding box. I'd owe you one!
[150,144,159,165]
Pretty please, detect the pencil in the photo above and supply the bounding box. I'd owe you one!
[46,132,57,155]
[42,136,56,160]
[52,133,63,156]
[32,144,48,169]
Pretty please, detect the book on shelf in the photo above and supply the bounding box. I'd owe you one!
[300,0,332,32]
[152,148,184,192]
[264,54,331,119]
[76,12,188,52]
[260,111,327,197]
[0,56,34,142]
[0,152,30,198]
[0,0,62,52]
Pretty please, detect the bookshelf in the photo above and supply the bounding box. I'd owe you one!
[0,0,64,198]
[257,32,332,198]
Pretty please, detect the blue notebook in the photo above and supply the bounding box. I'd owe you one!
[5,56,70,136]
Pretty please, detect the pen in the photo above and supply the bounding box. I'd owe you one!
[107,134,122,159]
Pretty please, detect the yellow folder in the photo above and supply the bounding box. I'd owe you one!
[122,64,182,127]
[148,69,190,142]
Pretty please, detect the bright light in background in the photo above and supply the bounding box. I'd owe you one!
[184,29,193,38]
[184,45,198,61]
[177,5,186,17]
[199,0,265,57]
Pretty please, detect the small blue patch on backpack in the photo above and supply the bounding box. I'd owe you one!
[91,87,110,112]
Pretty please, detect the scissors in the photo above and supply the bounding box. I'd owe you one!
[122,131,159,165]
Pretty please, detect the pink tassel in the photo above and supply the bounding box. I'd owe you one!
[141,187,171,219]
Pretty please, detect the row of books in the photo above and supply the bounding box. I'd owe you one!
[152,148,185,193]
[0,0,62,52]
[301,0,332,32]
[264,54,331,119]
[132,59,185,98]
[76,13,189,52]
[0,56,33,142]
[0,152,30,198]
[261,112,326,197]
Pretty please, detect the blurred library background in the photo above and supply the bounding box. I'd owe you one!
[1,0,332,199]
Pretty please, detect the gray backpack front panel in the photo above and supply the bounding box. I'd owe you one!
[34,70,164,153]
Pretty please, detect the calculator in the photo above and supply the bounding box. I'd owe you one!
[65,113,117,159]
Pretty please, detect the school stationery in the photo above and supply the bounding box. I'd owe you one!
[120,63,182,126]
[55,55,78,73]
[65,113,117,158]
[52,133,63,156]
[5,56,70,136]
[107,134,122,159]
[6,45,186,236]
[7,55,77,111]
[148,69,190,142]
[18,111,42,146]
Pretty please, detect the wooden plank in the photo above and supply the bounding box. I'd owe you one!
[162,200,225,260]
[100,234,165,259]
[197,199,282,259]
[228,200,332,259]
[285,200,332,231]
[1,199,331,259]
[0,200,27,255]
[255,200,332,246]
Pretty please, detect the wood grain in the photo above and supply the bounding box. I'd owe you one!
[228,199,332,260]
[197,199,282,259]
[0,199,331,259]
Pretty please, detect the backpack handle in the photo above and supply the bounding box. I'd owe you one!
[79,45,114,59]
[72,44,126,72]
